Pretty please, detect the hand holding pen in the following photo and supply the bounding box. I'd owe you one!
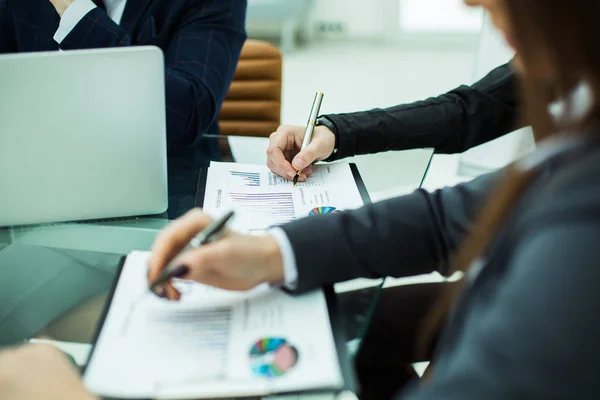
[147,210,285,300]
[293,92,324,186]
[147,210,235,299]
[265,93,332,182]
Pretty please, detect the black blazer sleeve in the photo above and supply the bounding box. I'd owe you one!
[0,0,16,53]
[280,171,500,294]
[325,63,520,160]
[59,0,247,149]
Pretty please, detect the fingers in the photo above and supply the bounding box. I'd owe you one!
[152,281,181,301]
[267,125,333,181]
[267,127,302,180]
[170,240,256,291]
[163,282,181,301]
[295,168,312,183]
[169,242,225,286]
[148,209,214,284]
[291,126,336,171]
[292,142,320,171]
[267,146,296,180]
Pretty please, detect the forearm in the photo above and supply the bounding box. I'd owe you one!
[161,0,246,147]
[281,171,500,293]
[164,69,217,148]
[326,63,520,160]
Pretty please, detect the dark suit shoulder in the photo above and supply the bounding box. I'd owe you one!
[517,140,600,230]
[5,0,40,13]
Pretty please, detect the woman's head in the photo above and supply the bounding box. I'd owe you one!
[466,0,600,138]
[420,0,600,361]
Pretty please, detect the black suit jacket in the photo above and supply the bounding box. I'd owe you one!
[0,0,246,149]
[325,63,521,159]
[281,139,600,398]
[0,0,247,217]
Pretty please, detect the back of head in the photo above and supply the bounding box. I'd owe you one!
[419,0,600,360]
[506,0,600,139]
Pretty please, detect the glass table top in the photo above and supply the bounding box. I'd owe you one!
[0,134,434,382]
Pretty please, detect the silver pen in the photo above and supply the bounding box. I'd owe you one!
[293,92,324,186]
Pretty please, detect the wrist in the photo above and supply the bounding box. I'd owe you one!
[314,126,336,160]
[261,235,285,284]
[316,117,339,160]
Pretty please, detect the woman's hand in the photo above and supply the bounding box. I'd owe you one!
[266,125,336,181]
[0,344,96,400]
[147,209,286,300]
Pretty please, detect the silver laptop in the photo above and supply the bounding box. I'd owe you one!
[0,47,168,226]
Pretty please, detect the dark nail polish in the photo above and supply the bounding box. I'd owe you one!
[153,286,167,298]
[171,265,190,278]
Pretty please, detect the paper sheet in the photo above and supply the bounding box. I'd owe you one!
[83,252,343,399]
[202,162,364,232]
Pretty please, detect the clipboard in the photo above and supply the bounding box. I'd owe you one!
[84,259,357,399]
[195,162,372,208]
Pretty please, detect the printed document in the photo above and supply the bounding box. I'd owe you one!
[84,252,343,399]
[202,162,365,232]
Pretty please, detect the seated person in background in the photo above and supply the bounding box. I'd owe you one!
[0,0,247,218]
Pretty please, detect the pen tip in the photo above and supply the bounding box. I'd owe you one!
[292,175,299,186]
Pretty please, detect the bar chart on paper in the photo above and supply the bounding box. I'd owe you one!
[202,162,367,232]
[149,306,233,378]
[229,171,261,187]
[229,192,296,229]
[267,171,326,187]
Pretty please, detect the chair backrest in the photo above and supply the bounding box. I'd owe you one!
[218,40,282,137]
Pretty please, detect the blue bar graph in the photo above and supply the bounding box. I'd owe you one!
[230,171,261,187]
[229,192,295,226]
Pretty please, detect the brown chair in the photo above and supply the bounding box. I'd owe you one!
[218,40,282,138]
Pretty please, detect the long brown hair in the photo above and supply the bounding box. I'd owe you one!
[418,0,600,362]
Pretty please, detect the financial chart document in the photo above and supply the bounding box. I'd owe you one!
[83,252,343,399]
[202,162,365,232]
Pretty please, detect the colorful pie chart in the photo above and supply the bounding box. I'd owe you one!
[249,338,299,378]
[309,206,339,216]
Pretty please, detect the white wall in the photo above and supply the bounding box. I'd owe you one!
[312,0,387,39]
[399,0,482,33]
[312,0,482,39]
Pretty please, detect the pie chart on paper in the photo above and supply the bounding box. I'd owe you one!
[309,206,339,216]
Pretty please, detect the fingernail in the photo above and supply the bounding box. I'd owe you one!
[287,171,296,178]
[171,265,190,278]
[153,286,167,298]
[293,157,304,169]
